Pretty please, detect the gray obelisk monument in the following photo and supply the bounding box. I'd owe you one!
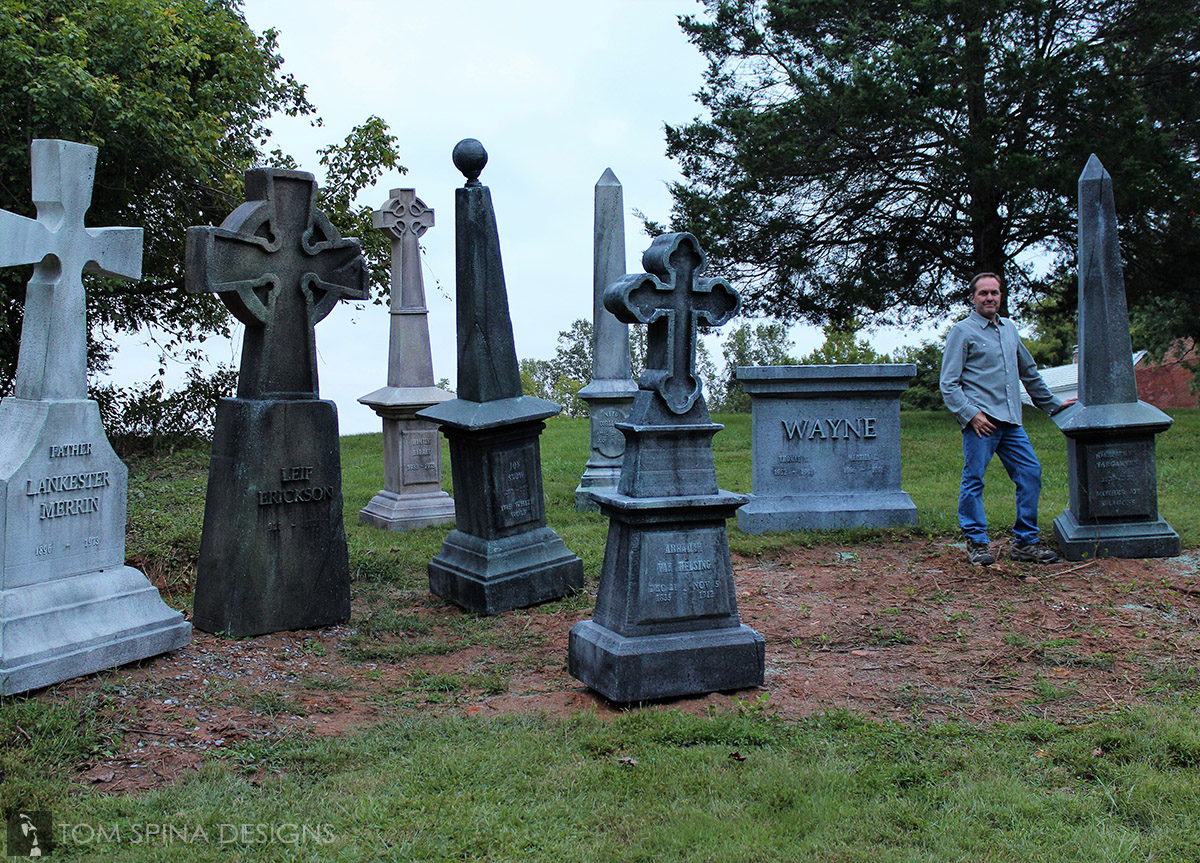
[0,139,190,694]
[575,169,639,510]
[1052,155,1179,560]
[417,139,583,614]
[359,188,455,530]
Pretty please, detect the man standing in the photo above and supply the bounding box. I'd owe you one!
[940,273,1067,565]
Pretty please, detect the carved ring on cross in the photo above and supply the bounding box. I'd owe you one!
[372,189,434,240]
[604,232,740,415]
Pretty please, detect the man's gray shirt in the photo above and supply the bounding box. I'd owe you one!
[940,310,1063,427]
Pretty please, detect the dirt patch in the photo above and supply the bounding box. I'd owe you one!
[36,539,1200,793]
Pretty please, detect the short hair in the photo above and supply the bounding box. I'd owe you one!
[969,272,1003,296]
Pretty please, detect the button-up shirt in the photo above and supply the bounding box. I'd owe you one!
[939,310,1063,427]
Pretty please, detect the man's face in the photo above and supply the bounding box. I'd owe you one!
[972,277,1002,320]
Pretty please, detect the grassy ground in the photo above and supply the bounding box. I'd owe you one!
[3,409,1198,861]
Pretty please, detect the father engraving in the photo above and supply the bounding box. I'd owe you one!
[0,139,190,694]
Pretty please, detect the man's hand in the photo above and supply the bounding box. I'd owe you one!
[969,411,996,438]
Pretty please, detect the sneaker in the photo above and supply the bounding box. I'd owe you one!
[1011,541,1059,563]
[967,541,994,565]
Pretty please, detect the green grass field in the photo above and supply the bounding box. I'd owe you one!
[3,409,1198,861]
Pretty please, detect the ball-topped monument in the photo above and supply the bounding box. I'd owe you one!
[451,138,488,186]
[416,139,583,614]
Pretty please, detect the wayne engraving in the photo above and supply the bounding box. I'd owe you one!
[782,417,877,441]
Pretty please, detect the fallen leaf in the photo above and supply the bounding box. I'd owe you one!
[90,770,115,783]
[617,756,638,767]
[1093,748,1104,757]
[729,752,747,762]
[1034,749,1048,758]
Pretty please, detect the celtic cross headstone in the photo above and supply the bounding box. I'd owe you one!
[569,232,764,702]
[0,139,190,694]
[358,187,455,531]
[186,168,368,636]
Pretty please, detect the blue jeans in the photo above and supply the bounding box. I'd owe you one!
[959,422,1042,545]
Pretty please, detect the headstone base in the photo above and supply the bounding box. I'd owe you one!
[1053,510,1181,561]
[570,487,764,702]
[359,488,455,531]
[1,566,190,695]
[738,491,917,533]
[574,466,621,512]
[193,397,350,637]
[428,527,584,615]
[568,620,765,703]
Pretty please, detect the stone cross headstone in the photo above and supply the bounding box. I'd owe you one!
[736,364,918,532]
[358,187,455,530]
[0,139,190,694]
[575,169,639,510]
[186,168,368,636]
[1052,155,1179,559]
[416,139,583,614]
[569,232,764,703]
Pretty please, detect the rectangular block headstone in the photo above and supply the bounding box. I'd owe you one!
[736,364,918,532]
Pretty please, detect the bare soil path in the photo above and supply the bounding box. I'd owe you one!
[40,540,1200,794]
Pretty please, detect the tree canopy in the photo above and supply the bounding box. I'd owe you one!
[661,0,1199,343]
[0,0,401,393]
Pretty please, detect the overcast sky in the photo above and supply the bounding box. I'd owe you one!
[108,0,918,434]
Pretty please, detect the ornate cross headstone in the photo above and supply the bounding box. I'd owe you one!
[186,168,368,636]
[575,169,639,510]
[0,139,190,694]
[358,187,455,531]
[417,139,583,614]
[1052,155,1179,559]
[569,232,764,703]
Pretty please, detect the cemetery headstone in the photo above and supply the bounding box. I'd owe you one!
[416,139,583,614]
[575,169,639,510]
[569,232,764,702]
[0,139,190,695]
[1052,155,1179,559]
[358,187,455,530]
[186,168,368,636]
[736,364,918,532]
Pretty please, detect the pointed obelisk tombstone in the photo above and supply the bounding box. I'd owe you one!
[0,139,190,694]
[569,232,764,703]
[575,169,639,511]
[1052,155,1179,560]
[187,168,368,636]
[417,139,584,614]
[358,188,455,530]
